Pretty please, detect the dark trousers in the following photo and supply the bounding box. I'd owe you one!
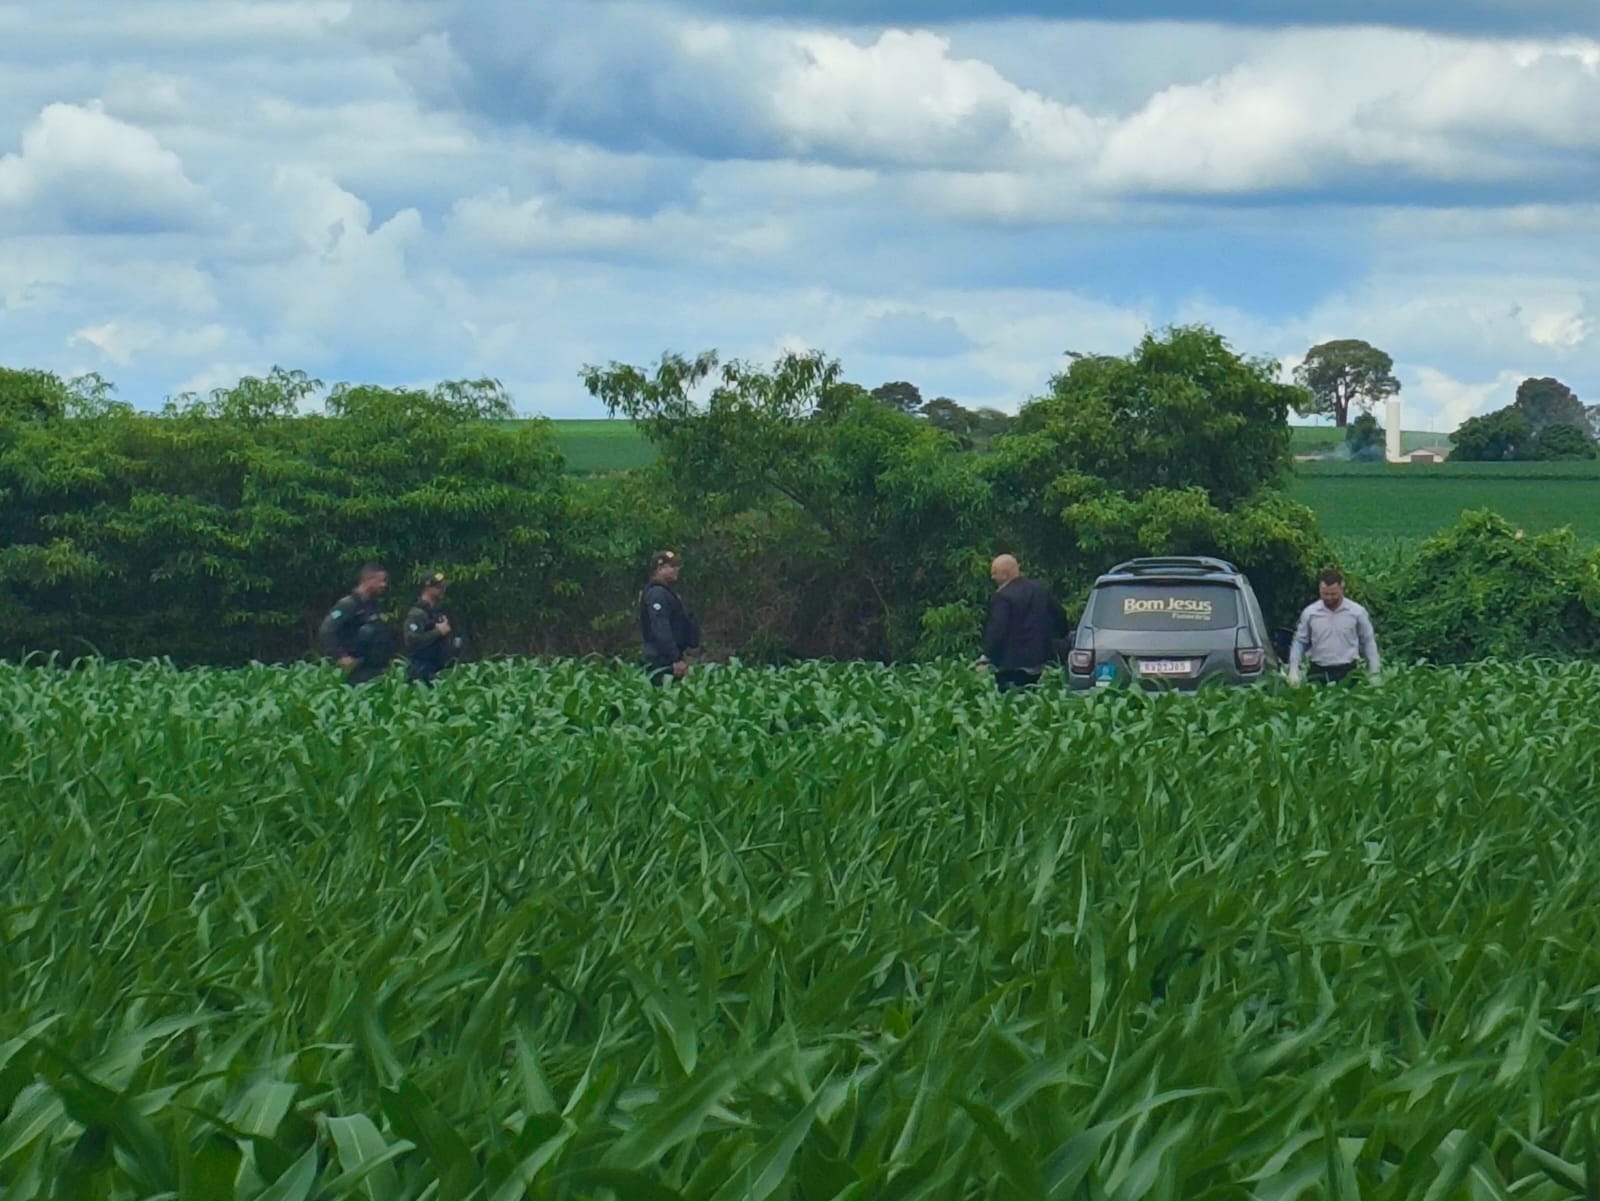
[995,668,1043,693]
[646,663,674,687]
[1308,662,1358,685]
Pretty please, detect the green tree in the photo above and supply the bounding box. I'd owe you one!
[0,367,125,422]
[1513,376,1586,437]
[0,367,70,422]
[1531,422,1596,461]
[920,397,977,436]
[870,380,923,414]
[164,367,323,422]
[995,325,1299,509]
[1450,406,1531,462]
[970,407,1012,440]
[1293,339,1401,428]
[582,351,992,659]
[1345,411,1385,459]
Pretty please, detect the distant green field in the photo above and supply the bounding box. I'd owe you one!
[543,420,1600,544]
[548,419,655,474]
[551,422,1449,475]
[1292,460,1600,541]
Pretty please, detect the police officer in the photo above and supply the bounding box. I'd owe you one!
[640,550,699,685]
[977,554,1069,692]
[319,562,393,685]
[403,571,455,687]
[1288,567,1382,686]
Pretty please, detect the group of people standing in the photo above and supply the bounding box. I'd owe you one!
[319,551,1378,689]
[317,549,698,687]
[318,565,457,686]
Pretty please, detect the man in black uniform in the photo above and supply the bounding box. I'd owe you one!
[403,572,455,687]
[978,554,1068,693]
[319,562,393,685]
[639,549,699,685]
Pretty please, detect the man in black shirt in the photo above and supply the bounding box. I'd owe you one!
[639,549,699,685]
[403,572,455,687]
[978,554,1068,693]
[319,562,393,685]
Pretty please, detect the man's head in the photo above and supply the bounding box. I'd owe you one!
[420,571,448,604]
[356,562,389,599]
[651,550,681,583]
[990,554,1021,587]
[1318,568,1345,609]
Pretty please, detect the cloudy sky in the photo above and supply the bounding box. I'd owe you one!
[2,1,1598,426]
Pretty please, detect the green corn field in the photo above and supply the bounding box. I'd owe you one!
[3,659,1600,1199]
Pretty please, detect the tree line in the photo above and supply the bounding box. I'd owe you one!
[1271,339,1593,462]
[1449,377,1596,462]
[1,328,1328,666]
[7,326,1597,670]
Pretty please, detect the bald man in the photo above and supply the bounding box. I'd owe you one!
[978,555,1069,693]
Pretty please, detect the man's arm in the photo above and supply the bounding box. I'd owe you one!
[982,594,1008,664]
[404,607,443,652]
[1358,606,1381,675]
[319,603,349,659]
[1287,607,1312,677]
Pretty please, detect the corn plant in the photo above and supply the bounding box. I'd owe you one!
[3,658,1599,1199]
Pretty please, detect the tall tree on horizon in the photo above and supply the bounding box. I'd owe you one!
[1293,340,1401,428]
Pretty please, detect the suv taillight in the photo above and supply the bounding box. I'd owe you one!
[1235,627,1264,673]
[1069,629,1095,673]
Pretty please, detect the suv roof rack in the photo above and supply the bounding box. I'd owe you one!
[1107,556,1240,576]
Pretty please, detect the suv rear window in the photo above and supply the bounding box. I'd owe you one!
[1090,582,1239,630]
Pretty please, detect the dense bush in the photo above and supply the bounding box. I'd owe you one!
[1368,510,1600,663]
[0,376,578,663]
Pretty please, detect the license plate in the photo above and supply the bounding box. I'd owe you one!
[1137,659,1194,676]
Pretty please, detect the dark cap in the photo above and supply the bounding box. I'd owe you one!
[650,549,680,571]
[421,571,449,590]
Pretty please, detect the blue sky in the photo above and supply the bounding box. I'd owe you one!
[2,1,1598,428]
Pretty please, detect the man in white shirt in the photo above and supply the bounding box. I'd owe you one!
[1288,568,1381,686]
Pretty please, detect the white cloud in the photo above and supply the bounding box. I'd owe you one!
[227,167,441,364]
[0,102,206,233]
[1092,32,1600,194]
[99,71,188,124]
[769,29,1101,168]
[172,361,277,398]
[1515,295,1592,348]
[445,186,790,261]
[67,319,229,366]
[429,13,1600,199]
[1404,366,1529,432]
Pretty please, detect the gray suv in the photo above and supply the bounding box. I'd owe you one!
[1066,557,1278,692]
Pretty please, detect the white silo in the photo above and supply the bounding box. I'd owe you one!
[1386,399,1403,462]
